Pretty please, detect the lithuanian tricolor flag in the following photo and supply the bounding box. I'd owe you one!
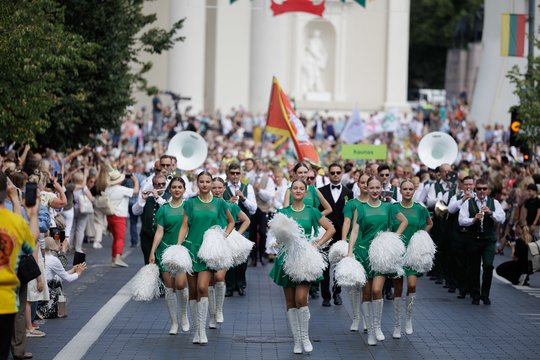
[501,13,526,57]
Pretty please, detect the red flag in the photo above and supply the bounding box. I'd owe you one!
[266,77,320,164]
[270,0,325,17]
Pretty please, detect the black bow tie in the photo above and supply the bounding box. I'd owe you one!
[331,185,341,190]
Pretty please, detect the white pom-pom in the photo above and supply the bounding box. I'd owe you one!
[198,226,234,270]
[227,230,254,266]
[329,240,349,264]
[265,232,279,255]
[368,231,405,276]
[162,245,193,274]
[282,242,327,283]
[131,264,162,302]
[268,213,305,246]
[404,230,437,273]
[335,257,367,288]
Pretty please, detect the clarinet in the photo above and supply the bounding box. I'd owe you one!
[479,197,486,233]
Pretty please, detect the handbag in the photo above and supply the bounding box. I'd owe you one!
[94,192,114,215]
[54,213,66,230]
[17,254,42,283]
[528,240,540,273]
[78,193,94,215]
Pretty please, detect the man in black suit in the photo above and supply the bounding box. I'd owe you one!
[318,163,353,306]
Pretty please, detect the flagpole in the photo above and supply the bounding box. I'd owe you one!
[260,77,277,160]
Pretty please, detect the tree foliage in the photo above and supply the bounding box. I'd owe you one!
[0,0,184,149]
[507,40,540,150]
[0,0,93,145]
[409,0,483,93]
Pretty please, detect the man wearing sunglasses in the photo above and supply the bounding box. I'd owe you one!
[378,164,401,203]
[132,174,169,264]
[318,163,353,307]
[458,179,505,305]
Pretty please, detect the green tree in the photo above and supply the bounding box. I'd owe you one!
[36,0,184,149]
[0,0,93,145]
[409,0,483,93]
[507,40,540,152]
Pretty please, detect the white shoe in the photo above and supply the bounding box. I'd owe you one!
[349,288,360,331]
[93,242,103,249]
[362,302,377,346]
[215,282,226,324]
[164,288,178,335]
[208,286,217,329]
[286,308,302,354]
[198,298,209,345]
[373,299,385,341]
[392,298,401,339]
[298,307,313,353]
[190,300,199,344]
[405,293,416,335]
[179,288,190,332]
[114,255,128,267]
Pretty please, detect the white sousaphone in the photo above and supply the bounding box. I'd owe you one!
[167,131,208,171]
[418,132,458,170]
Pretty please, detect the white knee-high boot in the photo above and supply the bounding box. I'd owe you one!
[405,293,416,335]
[198,297,209,344]
[215,282,226,323]
[361,302,377,346]
[393,298,401,339]
[178,288,190,332]
[189,300,199,343]
[208,286,216,329]
[349,287,360,331]
[286,308,302,354]
[164,287,178,335]
[298,306,313,353]
[372,299,385,341]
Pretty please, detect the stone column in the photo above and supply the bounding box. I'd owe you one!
[384,0,411,110]
[249,1,290,114]
[168,0,206,113]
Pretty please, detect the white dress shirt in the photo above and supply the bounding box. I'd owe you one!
[458,197,506,227]
[227,181,257,215]
[426,181,450,209]
[254,173,276,203]
[330,183,342,203]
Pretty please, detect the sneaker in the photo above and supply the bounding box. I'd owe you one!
[26,329,46,337]
[31,322,40,329]
[518,274,528,286]
[114,257,129,268]
[93,242,103,249]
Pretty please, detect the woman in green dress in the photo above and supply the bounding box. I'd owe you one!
[341,172,369,332]
[270,179,335,354]
[283,162,332,216]
[347,177,408,346]
[207,177,251,328]
[149,177,189,335]
[177,171,235,345]
[390,179,432,339]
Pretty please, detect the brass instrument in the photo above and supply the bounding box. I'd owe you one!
[434,200,449,219]
[167,131,208,171]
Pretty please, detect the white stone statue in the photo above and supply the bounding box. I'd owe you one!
[302,29,328,93]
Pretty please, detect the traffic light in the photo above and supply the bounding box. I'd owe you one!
[509,106,532,162]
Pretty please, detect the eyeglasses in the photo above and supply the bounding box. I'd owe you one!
[160,163,172,168]
[380,173,390,177]
[330,171,342,175]
[229,171,241,175]
[153,182,166,187]
[307,176,315,180]
[476,187,488,191]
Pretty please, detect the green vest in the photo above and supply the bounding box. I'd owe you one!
[140,192,171,239]
[467,197,496,241]
[224,183,250,233]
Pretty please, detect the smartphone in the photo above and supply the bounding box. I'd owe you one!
[57,173,63,186]
[73,251,86,266]
[25,182,38,207]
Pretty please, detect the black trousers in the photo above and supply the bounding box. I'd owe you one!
[140,233,153,265]
[0,313,16,360]
[321,250,341,300]
[452,235,470,293]
[249,209,268,260]
[467,238,496,300]
[496,261,523,285]
[226,261,247,291]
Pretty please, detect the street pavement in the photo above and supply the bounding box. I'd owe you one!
[26,235,540,360]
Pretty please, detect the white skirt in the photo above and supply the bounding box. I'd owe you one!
[27,251,50,302]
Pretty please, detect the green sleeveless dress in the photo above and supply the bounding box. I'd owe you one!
[183,196,229,273]
[353,202,396,278]
[391,202,430,276]
[269,205,323,288]
[343,198,366,240]
[154,201,184,272]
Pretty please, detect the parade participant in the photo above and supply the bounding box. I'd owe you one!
[269,179,335,354]
[318,163,353,307]
[283,162,332,300]
[283,162,332,216]
[208,177,250,328]
[347,177,408,346]
[149,177,189,335]
[378,164,401,203]
[223,163,256,296]
[447,176,475,298]
[341,172,369,332]
[105,169,139,268]
[177,171,235,345]
[132,174,168,264]
[458,178,505,305]
[248,160,275,267]
[391,179,432,338]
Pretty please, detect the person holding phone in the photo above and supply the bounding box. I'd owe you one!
[37,237,86,319]
[347,177,408,346]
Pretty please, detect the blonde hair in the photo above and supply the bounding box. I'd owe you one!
[45,237,60,252]
[72,171,85,186]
